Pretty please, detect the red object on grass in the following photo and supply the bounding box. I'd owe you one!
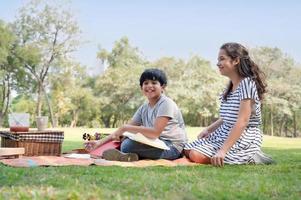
[9,126,29,132]
[89,141,121,158]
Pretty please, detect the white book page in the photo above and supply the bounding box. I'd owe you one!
[64,153,91,159]
[123,132,170,150]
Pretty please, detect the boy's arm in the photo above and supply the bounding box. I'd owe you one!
[85,120,143,152]
[114,116,170,139]
[84,134,114,152]
[127,120,141,126]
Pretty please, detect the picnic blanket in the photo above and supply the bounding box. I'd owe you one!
[0,156,197,168]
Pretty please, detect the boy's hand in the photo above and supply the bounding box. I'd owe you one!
[111,127,125,141]
[197,128,211,139]
[84,140,101,152]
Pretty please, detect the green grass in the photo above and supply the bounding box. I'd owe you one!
[1,127,301,200]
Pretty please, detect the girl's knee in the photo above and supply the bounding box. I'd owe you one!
[189,150,211,164]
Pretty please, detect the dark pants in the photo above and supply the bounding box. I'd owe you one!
[120,138,182,160]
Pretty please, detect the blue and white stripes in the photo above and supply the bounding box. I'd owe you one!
[220,77,262,126]
[184,77,262,164]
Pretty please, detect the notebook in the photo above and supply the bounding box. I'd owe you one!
[89,141,121,158]
[123,132,170,150]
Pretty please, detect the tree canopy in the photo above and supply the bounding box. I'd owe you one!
[1,1,300,137]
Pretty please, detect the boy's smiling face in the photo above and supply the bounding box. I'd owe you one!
[141,79,165,100]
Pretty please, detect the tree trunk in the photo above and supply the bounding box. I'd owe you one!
[279,116,286,137]
[112,116,118,128]
[101,115,111,128]
[42,86,55,127]
[0,113,4,128]
[262,108,267,135]
[270,104,274,136]
[36,83,43,117]
[285,123,288,137]
[70,110,79,127]
[293,111,297,137]
[53,116,59,127]
[0,77,10,127]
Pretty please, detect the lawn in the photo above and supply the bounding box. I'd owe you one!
[0,127,300,200]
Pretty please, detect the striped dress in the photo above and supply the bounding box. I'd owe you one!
[184,77,262,164]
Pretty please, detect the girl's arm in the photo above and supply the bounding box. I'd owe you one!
[211,99,254,167]
[112,116,170,139]
[198,118,223,139]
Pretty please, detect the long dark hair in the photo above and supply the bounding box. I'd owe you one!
[221,43,267,101]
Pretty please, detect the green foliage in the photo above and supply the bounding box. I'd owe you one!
[152,56,226,126]
[13,0,81,119]
[97,37,146,68]
[10,95,36,126]
[0,21,14,117]
[94,37,147,127]
[252,47,301,137]
[0,21,14,64]
[94,66,145,127]
[1,2,300,135]
[50,60,97,127]
[0,20,31,126]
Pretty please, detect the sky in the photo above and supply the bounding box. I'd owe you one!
[1,0,301,74]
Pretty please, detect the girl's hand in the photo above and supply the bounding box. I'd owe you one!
[197,128,211,139]
[211,149,226,167]
[84,140,101,152]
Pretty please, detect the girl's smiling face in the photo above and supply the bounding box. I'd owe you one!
[141,79,164,100]
[217,49,239,77]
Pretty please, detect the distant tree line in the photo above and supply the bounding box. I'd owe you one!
[0,1,300,137]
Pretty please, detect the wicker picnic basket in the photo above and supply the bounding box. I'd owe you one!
[0,131,64,156]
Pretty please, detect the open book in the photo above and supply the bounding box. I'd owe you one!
[123,132,170,150]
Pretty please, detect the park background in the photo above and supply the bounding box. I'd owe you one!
[0,0,300,137]
[0,1,300,199]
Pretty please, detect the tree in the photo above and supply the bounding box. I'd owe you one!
[50,60,97,127]
[95,37,146,127]
[94,65,145,128]
[0,20,31,126]
[97,37,145,68]
[151,56,225,126]
[13,0,81,126]
[10,95,36,126]
[252,47,301,137]
[0,21,14,126]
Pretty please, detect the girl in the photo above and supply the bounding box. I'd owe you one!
[85,68,187,161]
[185,42,272,167]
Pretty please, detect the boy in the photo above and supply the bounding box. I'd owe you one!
[85,68,187,161]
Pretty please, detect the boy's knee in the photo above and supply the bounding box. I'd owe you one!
[120,138,136,153]
[189,150,210,164]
